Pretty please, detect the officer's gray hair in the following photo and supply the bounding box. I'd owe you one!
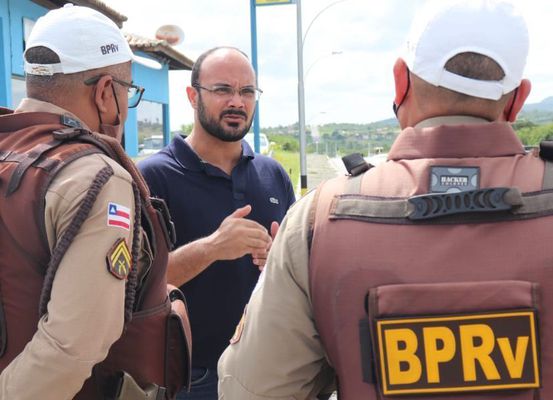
[25,46,129,102]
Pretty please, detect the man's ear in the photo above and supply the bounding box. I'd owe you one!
[186,86,198,109]
[93,75,114,113]
[393,58,410,105]
[504,79,531,122]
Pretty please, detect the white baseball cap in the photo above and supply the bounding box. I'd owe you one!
[24,4,159,75]
[403,0,529,100]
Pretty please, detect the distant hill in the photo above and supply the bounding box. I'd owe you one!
[522,96,553,112]
[519,97,553,124]
[264,97,553,135]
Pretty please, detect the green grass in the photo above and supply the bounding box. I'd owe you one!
[272,150,299,185]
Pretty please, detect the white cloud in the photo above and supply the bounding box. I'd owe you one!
[108,0,553,130]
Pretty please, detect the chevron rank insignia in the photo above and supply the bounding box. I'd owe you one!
[106,238,131,280]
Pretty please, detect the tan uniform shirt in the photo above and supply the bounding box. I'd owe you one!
[0,99,134,399]
[218,189,330,399]
[217,116,493,399]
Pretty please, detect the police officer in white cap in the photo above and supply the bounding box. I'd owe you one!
[0,5,190,399]
[218,1,553,399]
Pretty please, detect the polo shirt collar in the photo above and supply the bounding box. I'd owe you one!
[388,116,525,161]
[169,134,255,174]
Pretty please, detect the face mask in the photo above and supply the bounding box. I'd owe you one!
[99,113,124,143]
[97,83,124,144]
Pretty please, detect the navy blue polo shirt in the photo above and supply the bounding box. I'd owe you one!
[138,135,295,367]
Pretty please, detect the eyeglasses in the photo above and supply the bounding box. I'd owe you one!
[84,75,145,108]
[194,84,263,102]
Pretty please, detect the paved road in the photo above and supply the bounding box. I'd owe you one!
[296,153,345,195]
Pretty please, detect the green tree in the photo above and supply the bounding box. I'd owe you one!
[516,123,553,145]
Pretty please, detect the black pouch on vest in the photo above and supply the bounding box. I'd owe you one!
[165,286,192,397]
[365,280,541,400]
[150,197,176,251]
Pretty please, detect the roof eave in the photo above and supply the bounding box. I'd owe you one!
[31,0,127,27]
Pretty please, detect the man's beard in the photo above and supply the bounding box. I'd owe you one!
[198,97,253,142]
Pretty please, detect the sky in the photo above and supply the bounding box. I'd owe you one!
[107,0,553,131]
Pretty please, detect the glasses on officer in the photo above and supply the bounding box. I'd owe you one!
[84,75,145,108]
[193,84,263,102]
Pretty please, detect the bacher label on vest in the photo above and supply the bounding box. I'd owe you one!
[375,310,540,396]
[430,166,479,193]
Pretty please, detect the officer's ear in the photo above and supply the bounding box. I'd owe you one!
[186,86,199,110]
[93,75,115,114]
[393,58,410,106]
[504,79,531,122]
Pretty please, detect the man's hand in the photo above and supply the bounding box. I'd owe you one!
[167,205,276,285]
[208,205,272,263]
[252,221,280,271]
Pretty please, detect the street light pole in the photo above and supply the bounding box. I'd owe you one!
[304,50,343,81]
[296,0,349,196]
[296,0,307,196]
[250,0,261,153]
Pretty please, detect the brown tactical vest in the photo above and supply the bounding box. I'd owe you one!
[309,149,553,399]
[0,109,191,399]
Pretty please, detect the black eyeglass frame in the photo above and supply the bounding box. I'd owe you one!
[193,84,263,101]
[84,75,145,108]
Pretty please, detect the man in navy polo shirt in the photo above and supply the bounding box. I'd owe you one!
[138,46,295,400]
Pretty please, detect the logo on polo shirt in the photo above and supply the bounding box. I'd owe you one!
[269,197,279,205]
[101,43,119,55]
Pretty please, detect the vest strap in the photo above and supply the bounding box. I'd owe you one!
[345,174,364,195]
[5,140,61,196]
[331,187,553,222]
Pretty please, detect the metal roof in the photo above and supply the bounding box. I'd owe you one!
[30,1,194,70]
[125,33,194,71]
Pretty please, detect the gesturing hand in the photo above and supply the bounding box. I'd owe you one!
[252,221,280,271]
[208,205,272,263]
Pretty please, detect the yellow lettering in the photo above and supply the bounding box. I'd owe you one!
[423,327,456,383]
[460,324,500,381]
[384,329,422,385]
[497,336,529,379]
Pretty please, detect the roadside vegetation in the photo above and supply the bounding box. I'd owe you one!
[266,99,553,184]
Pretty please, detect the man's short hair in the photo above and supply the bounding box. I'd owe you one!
[190,46,250,87]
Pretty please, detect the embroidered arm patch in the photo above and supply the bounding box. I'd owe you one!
[106,238,132,280]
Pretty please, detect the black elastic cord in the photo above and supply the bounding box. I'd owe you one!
[95,82,121,126]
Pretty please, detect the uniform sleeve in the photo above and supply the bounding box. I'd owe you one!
[218,192,334,399]
[0,154,133,400]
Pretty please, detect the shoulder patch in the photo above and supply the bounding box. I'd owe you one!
[107,202,131,230]
[106,238,132,280]
[230,306,247,345]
